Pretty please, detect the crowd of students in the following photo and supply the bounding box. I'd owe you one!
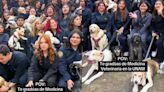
[0,0,163,92]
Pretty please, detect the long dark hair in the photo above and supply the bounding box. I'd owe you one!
[66,30,83,52]
[115,0,128,22]
[69,14,82,31]
[153,0,164,18]
[138,0,151,12]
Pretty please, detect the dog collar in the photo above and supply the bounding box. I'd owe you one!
[92,34,105,48]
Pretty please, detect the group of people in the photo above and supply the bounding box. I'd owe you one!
[0,0,164,92]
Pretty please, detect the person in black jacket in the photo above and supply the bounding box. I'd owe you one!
[58,30,82,91]
[91,1,112,40]
[112,0,130,52]
[151,0,164,64]
[26,34,58,87]
[0,44,30,91]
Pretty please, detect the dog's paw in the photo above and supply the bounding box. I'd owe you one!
[84,80,91,85]
[82,77,87,83]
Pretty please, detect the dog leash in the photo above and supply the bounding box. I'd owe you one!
[116,33,121,47]
[102,31,118,51]
[144,36,155,60]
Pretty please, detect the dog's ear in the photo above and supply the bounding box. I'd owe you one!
[141,73,146,86]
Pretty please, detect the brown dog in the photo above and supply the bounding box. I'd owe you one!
[0,76,16,92]
[131,60,159,92]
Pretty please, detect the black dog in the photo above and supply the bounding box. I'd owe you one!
[129,33,142,61]
[112,46,123,61]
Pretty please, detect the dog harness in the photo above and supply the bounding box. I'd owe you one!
[12,34,19,48]
[92,34,105,49]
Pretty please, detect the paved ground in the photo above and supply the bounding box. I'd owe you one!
[82,64,164,92]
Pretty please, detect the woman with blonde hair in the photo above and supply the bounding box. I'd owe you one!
[26,34,58,87]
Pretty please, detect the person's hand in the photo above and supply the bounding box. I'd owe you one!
[118,27,124,35]
[46,17,51,20]
[0,86,9,92]
[26,81,34,87]
[67,80,74,91]
[8,82,16,88]
[152,32,157,37]
[129,12,137,19]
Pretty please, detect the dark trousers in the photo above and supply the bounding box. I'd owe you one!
[0,64,28,86]
[111,33,128,52]
[32,72,57,87]
[82,28,91,51]
[156,34,164,63]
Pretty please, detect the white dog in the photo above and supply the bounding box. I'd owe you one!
[89,24,109,50]
[5,16,17,29]
[8,27,27,50]
[24,15,37,32]
[131,60,159,92]
[82,49,112,85]
[103,0,117,11]
[45,31,60,44]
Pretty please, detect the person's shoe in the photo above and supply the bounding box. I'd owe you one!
[151,51,157,57]
[123,52,129,56]
[160,61,164,69]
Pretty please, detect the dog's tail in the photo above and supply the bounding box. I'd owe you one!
[148,60,159,74]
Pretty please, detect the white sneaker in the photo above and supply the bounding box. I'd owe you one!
[158,69,164,74]
[151,51,157,57]
[160,61,164,69]
[124,52,129,56]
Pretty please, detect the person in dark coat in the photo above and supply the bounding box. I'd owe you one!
[26,34,58,87]
[0,44,30,91]
[78,0,92,51]
[58,31,82,91]
[91,1,112,40]
[151,0,164,64]
[129,1,152,57]
[112,0,130,52]
[0,24,9,45]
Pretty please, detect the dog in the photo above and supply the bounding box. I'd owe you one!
[89,24,109,50]
[112,46,123,61]
[129,33,142,61]
[131,60,159,92]
[103,0,117,11]
[0,76,16,92]
[5,16,17,29]
[82,49,112,85]
[8,27,27,50]
[24,15,37,32]
[45,31,60,44]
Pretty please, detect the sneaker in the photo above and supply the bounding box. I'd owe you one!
[124,52,129,56]
[160,61,164,69]
[158,69,164,74]
[151,51,157,57]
